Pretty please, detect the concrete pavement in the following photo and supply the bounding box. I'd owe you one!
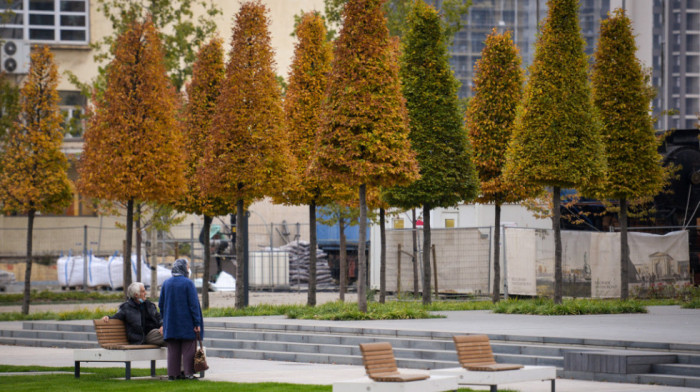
[0,305,699,391]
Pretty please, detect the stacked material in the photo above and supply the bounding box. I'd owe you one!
[58,253,170,289]
[281,241,335,288]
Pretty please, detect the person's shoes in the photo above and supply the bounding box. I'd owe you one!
[176,375,186,380]
[168,376,176,381]
[185,375,198,380]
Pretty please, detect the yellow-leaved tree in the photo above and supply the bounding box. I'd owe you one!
[0,46,73,314]
[78,16,186,295]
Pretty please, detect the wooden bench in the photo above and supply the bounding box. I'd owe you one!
[333,342,457,392]
[73,319,166,380]
[432,335,556,392]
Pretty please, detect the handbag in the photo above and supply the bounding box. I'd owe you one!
[194,331,209,372]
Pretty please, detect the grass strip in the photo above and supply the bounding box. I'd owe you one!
[492,297,647,315]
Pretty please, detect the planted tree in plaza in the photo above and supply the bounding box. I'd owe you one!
[0,46,73,314]
[318,0,419,312]
[503,0,606,304]
[283,12,334,307]
[467,29,534,303]
[383,1,478,305]
[200,0,292,309]
[178,36,231,309]
[78,16,186,295]
[591,9,665,300]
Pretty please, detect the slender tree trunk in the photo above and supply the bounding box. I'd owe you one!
[202,215,212,309]
[553,187,562,304]
[308,200,317,307]
[358,184,368,312]
[620,198,630,300]
[492,202,501,303]
[339,217,347,302]
[150,227,157,298]
[412,208,419,297]
[235,200,245,309]
[21,209,35,315]
[379,207,386,303]
[136,203,142,283]
[422,204,432,305]
[124,199,134,299]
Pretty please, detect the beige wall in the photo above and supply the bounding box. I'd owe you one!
[54,0,325,91]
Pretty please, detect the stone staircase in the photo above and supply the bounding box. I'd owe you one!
[1,319,699,388]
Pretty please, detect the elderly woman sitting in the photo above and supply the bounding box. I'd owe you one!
[102,281,165,346]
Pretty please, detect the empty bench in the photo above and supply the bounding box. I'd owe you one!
[333,342,457,392]
[73,319,166,380]
[432,335,556,392]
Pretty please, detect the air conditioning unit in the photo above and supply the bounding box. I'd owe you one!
[1,40,31,74]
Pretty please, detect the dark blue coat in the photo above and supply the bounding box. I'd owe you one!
[159,275,203,340]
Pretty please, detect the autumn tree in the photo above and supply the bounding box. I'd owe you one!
[383,1,478,305]
[200,0,292,309]
[592,9,665,300]
[282,12,335,307]
[177,36,231,309]
[466,29,535,303]
[0,46,73,314]
[318,0,419,312]
[503,0,606,304]
[78,16,186,295]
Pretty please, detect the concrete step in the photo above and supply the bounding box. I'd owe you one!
[0,328,96,342]
[652,363,700,377]
[637,373,700,389]
[0,336,97,349]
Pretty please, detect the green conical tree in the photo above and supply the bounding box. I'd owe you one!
[383,0,478,305]
[592,8,665,300]
[318,0,419,313]
[200,0,292,309]
[503,0,606,304]
[467,29,537,303]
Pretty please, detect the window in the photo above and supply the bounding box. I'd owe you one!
[59,90,86,138]
[0,0,89,44]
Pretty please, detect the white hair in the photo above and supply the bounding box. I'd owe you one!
[127,282,145,299]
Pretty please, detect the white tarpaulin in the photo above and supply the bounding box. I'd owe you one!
[106,254,170,289]
[505,228,537,296]
[58,254,109,288]
[505,229,690,298]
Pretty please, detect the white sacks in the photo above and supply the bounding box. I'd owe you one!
[106,254,170,289]
[58,254,110,288]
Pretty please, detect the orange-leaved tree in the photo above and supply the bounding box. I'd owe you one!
[200,0,293,309]
[592,9,666,300]
[282,11,335,307]
[78,16,186,295]
[318,0,419,313]
[0,46,73,314]
[179,36,231,309]
[503,0,606,304]
[467,29,536,303]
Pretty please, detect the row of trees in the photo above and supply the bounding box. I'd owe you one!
[0,0,667,314]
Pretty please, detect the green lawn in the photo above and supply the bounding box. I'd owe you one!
[0,366,508,391]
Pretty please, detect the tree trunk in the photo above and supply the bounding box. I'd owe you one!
[136,203,142,283]
[620,198,630,300]
[308,200,317,307]
[235,200,245,309]
[150,227,157,298]
[124,198,134,299]
[492,202,502,303]
[339,217,347,302]
[358,184,368,313]
[553,187,562,304]
[202,215,212,309]
[422,204,432,305]
[379,207,386,303]
[21,209,35,315]
[412,208,419,297]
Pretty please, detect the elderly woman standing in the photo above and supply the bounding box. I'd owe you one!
[159,258,203,380]
[102,282,164,346]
